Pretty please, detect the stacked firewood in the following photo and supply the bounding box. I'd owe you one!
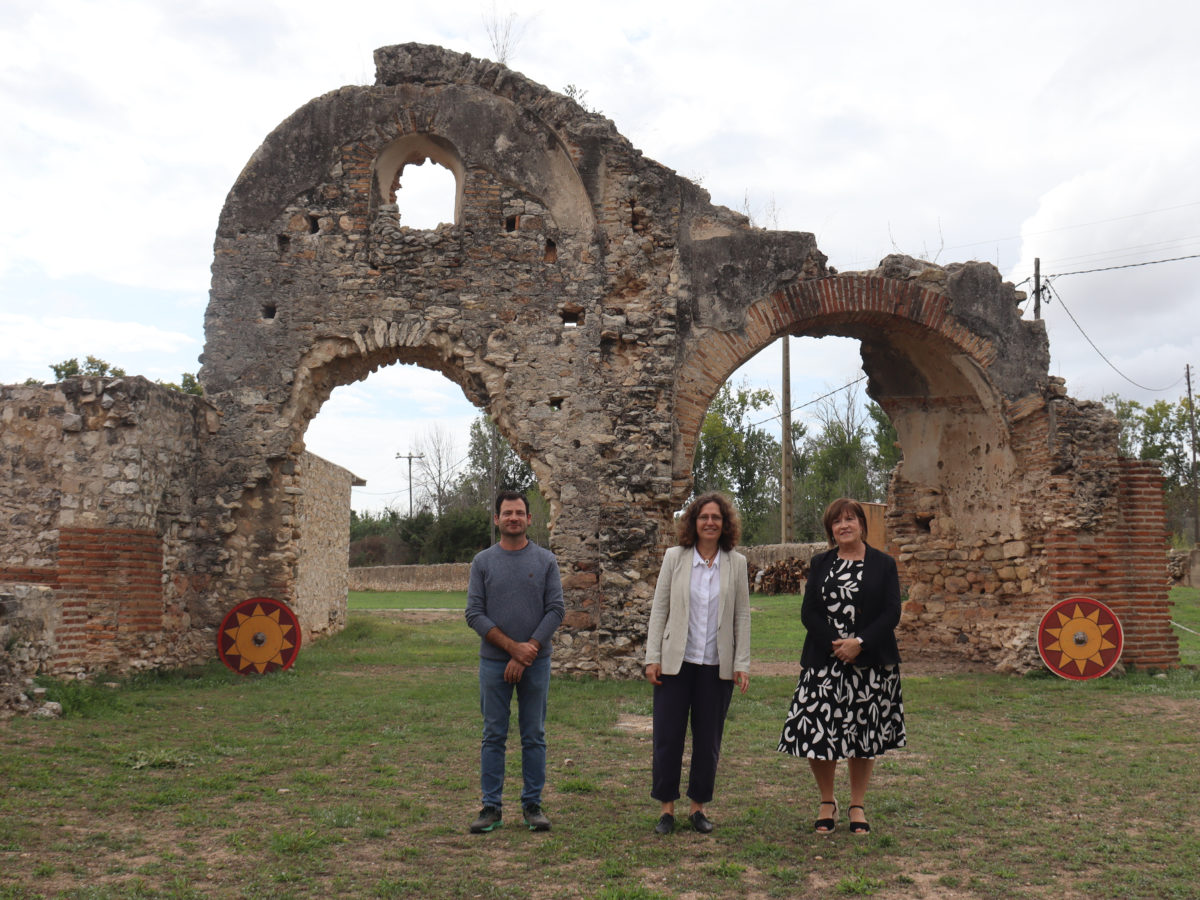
[748,557,812,595]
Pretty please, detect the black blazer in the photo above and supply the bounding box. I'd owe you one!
[799,543,902,669]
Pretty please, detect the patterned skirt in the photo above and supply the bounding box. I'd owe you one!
[777,660,905,760]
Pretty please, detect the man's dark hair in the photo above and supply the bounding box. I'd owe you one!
[494,490,529,515]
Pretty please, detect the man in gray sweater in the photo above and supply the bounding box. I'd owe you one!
[465,490,564,833]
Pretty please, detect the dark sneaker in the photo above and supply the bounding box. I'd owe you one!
[522,803,552,831]
[469,806,503,833]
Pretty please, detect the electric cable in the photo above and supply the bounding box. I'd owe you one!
[1043,279,1185,393]
[749,374,868,429]
[1046,253,1200,279]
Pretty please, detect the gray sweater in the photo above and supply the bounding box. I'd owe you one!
[465,541,564,661]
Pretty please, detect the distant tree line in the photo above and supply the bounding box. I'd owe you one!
[353,380,903,565]
[1103,393,1199,547]
[350,416,549,566]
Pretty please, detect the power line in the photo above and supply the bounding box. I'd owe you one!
[944,200,1200,255]
[1045,252,1200,279]
[749,374,868,429]
[1042,279,1185,393]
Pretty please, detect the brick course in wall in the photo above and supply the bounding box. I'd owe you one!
[53,526,164,673]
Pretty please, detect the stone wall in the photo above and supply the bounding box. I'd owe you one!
[295,452,361,637]
[0,379,360,713]
[0,378,217,680]
[349,563,472,593]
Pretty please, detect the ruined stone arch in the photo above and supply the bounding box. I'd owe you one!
[674,267,1031,538]
[191,43,1175,676]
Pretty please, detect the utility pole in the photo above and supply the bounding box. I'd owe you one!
[1186,364,1199,546]
[780,336,794,542]
[395,452,424,517]
[1033,257,1041,320]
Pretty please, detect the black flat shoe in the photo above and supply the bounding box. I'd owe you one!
[848,804,870,834]
[689,811,713,834]
[654,813,675,835]
[814,800,837,834]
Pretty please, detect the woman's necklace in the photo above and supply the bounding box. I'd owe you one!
[699,547,718,568]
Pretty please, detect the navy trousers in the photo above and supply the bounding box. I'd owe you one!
[651,661,734,804]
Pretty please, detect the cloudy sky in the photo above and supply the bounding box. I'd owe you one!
[3,0,1198,512]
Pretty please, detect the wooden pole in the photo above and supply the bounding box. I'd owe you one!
[781,336,794,542]
[395,452,424,517]
[1186,364,1199,546]
[1033,257,1041,319]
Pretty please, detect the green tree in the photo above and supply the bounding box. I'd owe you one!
[692,380,781,544]
[50,356,126,380]
[792,382,883,541]
[458,416,534,505]
[158,372,204,395]
[1102,393,1145,458]
[873,400,902,482]
[1103,393,1198,545]
[418,505,491,563]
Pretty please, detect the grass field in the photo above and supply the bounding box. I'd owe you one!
[0,590,1196,899]
[348,590,467,610]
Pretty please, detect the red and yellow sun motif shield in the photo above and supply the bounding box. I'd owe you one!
[217,597,302,675]
[1037,597,1123,680]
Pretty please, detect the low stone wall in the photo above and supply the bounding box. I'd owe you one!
[742,543,826,569]
[349,563,471,593]
[350,549,826,594]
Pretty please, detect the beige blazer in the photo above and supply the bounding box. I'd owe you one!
[644,544,751,680]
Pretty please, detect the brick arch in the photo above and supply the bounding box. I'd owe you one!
[675,274,993,475]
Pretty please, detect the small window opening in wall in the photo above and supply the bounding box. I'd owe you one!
[549,396,565,410]
[307,214,320,234]
[276,234,290,253]
[630,198,644,232]
[261,303,277,320]
[505,215,519,232]
[543,238,557,263]
[391,159,456,229]
[560,310,581,328]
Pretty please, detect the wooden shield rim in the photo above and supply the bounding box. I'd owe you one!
[1037,596,1123,680]
[217,596,302,675]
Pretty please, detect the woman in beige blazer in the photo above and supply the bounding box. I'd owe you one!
[644,492,751,835]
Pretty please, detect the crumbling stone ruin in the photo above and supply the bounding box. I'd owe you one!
[0,43,1177,709]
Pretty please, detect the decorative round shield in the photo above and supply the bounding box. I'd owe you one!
[1037,597,1123,680]
[217,597,302,675]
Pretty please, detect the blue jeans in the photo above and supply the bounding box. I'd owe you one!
[479,654,550,808]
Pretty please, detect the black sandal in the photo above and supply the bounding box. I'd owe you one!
[848,804,870,834]
[813,800,837,834]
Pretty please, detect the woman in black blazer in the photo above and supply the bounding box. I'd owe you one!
[778,498,905,834]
